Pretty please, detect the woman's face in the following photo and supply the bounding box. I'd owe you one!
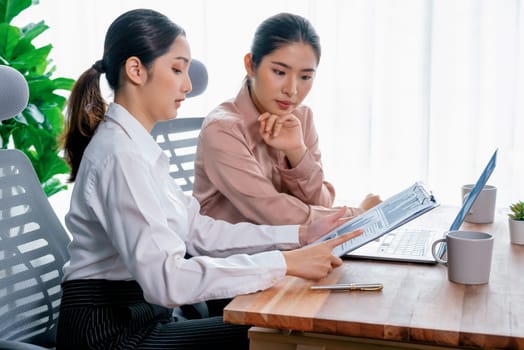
[245,42,318,116]
[141,35,192,123]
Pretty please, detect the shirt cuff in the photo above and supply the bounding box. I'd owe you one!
[219,250,288,297]
[278,149,319,180]
[272,224,301,250]
[346,206,364,217]
[249,250,288,285]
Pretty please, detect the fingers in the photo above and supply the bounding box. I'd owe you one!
[258,113,278,136]
[326,206,352,232]
[330,254,343,268]
[258,113,269,136]
[335,216,352,227]
[265,115,282,136]
[361,193,382,211]
[333,206,347,220]
[258,113,297,138]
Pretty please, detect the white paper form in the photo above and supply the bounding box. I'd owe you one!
[316,182,439,257]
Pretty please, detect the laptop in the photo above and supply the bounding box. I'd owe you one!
[345,149,498,264]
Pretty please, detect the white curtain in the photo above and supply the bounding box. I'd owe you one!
[15,0,524,209]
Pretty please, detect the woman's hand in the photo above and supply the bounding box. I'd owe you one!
[283,229,363,280]
[359,193,382,211]
[298,207,351,245]
[258,112,307,167]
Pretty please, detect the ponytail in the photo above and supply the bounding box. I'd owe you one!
[62,65,106,182]
[62,9,185,182]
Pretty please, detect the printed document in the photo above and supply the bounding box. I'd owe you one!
[317,182,439,257]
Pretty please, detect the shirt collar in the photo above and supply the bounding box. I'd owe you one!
[105,102,166,166]
[234,81,261,124]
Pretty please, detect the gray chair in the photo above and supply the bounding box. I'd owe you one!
[151,117,205,194]
[151,118,211,320]
[0,149,71,350]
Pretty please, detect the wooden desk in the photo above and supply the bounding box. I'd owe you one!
[224,206,524,349]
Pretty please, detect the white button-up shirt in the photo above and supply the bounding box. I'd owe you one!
[63,103,299,307]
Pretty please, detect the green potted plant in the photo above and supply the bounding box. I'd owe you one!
[0,0,74,196]
[508,201,524,245]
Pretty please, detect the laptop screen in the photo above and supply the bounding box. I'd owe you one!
[449,149,497,231]
[437,149,497,256]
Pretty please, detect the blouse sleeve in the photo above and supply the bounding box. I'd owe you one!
[90,152,293,307]
[183,191,300,258]
[198,120,349,224]
[278,107,336,207]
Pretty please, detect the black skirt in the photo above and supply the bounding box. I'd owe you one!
[56,279,249,350]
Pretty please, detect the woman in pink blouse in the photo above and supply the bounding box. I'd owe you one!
[194,13,380,226]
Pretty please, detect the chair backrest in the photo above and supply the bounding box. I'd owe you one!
[0,149,70,347]
[151,117,204,194]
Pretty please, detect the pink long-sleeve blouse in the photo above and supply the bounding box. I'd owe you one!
[193,83,362,225]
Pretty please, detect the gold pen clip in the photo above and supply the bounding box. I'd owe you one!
[310,283,383,291]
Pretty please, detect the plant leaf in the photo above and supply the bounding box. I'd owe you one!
[40,105,63,134]
[11,123,34,150]
[15,109,29,125]
[3,0,72,197]
[52,77,75,91]
[12,21,49,60]
[23,103,45,124]
[0,0,32,24]
[11,35,33,60]
[38,151,69,182]
[509,201,524,220]
[0,23,20,59]
[43,177,68,197]
[0,125,11,147]
[10,43,51,72]
[27,77,56,104]
[20,20,47,42]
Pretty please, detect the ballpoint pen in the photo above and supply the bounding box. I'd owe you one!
[310,282,383,291]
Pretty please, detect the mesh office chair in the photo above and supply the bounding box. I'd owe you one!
[0,149,71,350]
[151,117,205,195]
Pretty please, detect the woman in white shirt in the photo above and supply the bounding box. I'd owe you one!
[56,9,361,350]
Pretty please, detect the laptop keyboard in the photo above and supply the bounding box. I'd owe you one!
[377,229,432,256]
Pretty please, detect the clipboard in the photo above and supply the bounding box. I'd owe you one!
[316,182,439,257]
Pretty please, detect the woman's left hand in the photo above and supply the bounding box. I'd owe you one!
[298,207,351,245]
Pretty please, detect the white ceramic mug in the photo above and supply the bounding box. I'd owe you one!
[431,230,494,285]
[462,184,497,224]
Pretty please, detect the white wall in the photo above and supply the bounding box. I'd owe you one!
[13,0,524,218]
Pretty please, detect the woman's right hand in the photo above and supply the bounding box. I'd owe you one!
[282,229,363,281]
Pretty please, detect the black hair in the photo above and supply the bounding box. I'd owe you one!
[102,8,186,90]
[250,12,321,68]
[63,9,185,181]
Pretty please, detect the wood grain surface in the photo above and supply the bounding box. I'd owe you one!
[224,206,524,349]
